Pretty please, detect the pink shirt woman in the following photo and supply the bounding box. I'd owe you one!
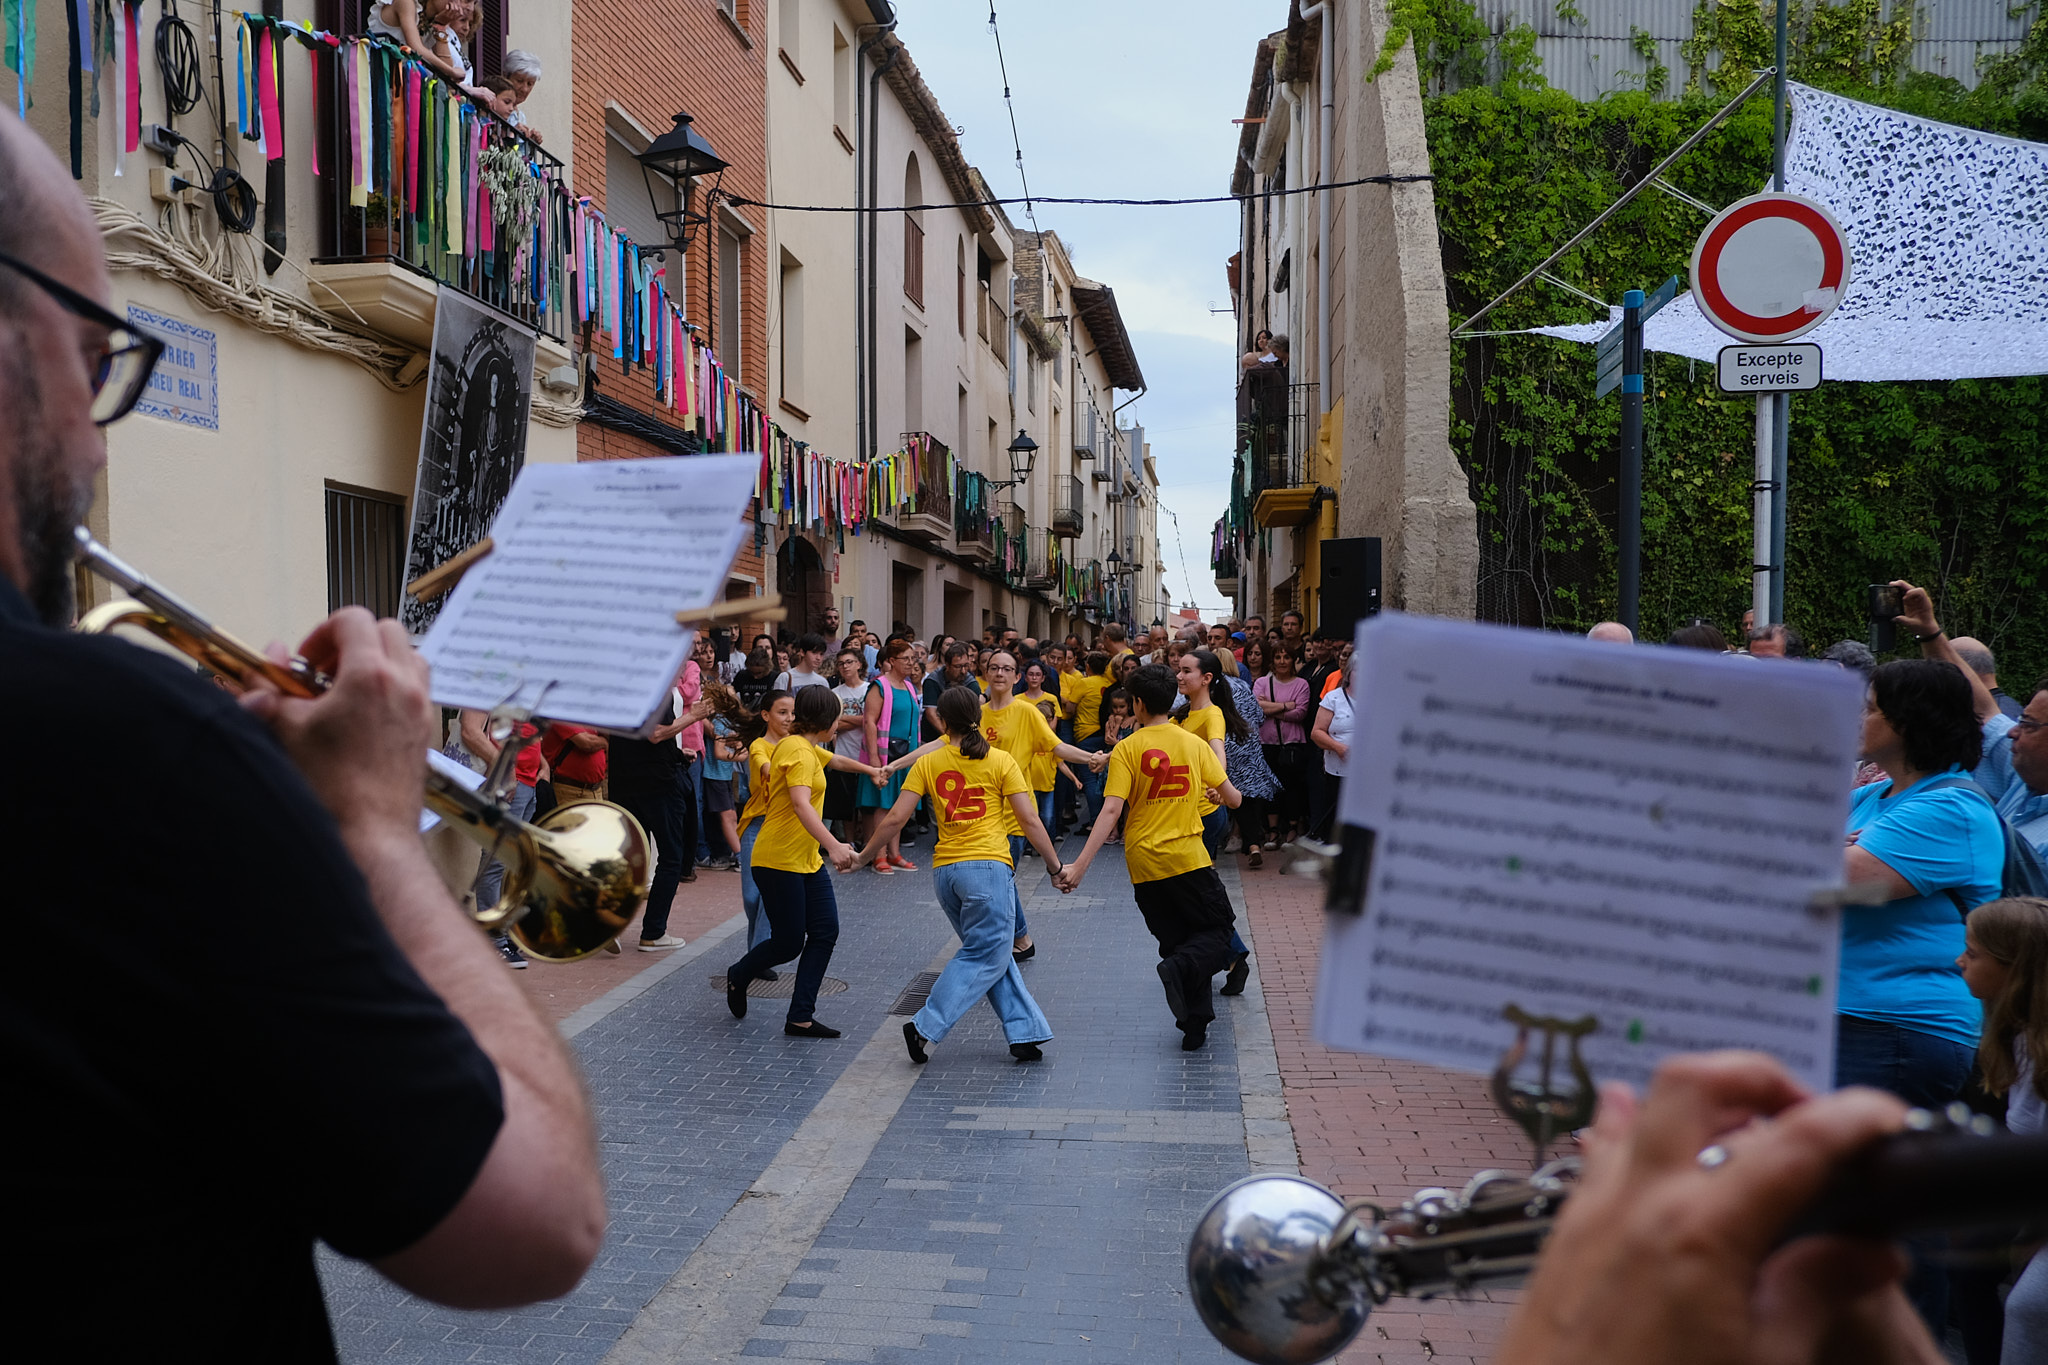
[1253,652,1312,745]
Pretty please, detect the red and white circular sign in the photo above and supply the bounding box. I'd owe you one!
[1689,192,1851,343]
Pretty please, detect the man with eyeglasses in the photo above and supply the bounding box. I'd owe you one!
[0,113,603,1354]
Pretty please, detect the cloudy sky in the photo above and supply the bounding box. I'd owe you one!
[891,0,1286,617]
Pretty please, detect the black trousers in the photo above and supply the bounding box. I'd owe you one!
[613,763,696,940]
[1131,867,1238,1028]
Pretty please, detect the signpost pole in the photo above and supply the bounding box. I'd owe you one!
[1619,289,1645,636]
[1766,0,1791,625]
[1753,398,1773,629]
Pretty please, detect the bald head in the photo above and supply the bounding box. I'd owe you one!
[1586,622,1634,644]
[1950,636,1998,683]
[0,109,116,623]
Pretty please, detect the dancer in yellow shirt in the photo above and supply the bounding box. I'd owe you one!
[861,687,1066,1064]
[1055,664,1241,1051]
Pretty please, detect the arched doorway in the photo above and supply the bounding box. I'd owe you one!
[776,534,833,641]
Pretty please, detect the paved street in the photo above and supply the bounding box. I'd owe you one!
[321,840,1524,1365]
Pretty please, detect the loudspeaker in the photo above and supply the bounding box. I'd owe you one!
[1318,537,1382,639]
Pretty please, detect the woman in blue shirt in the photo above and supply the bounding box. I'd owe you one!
[1841,659,2004,1104]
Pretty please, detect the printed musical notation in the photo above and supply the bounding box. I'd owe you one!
[418,456,759,733]
[1316,615,1864,1090]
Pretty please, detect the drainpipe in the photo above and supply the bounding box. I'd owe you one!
[1298,0,1333,409]
[855,9,899,463]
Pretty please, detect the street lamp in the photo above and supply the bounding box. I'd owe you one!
[634,112,730,257]
[987,430,1039,490]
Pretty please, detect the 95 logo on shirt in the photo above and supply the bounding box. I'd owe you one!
[932,769,989,822]
[1138,749,1192,799]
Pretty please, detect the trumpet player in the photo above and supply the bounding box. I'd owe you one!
[0,111,603,1354]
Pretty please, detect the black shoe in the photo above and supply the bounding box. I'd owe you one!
[1013,941,1036,963]
[1220,953,1250,997]
[726,969,749,1018]
[904,1021,930,1064]
[786,1019,842,1038]
[1156,959,1188,1031]
[760,968,780,982]
[1009,1041,1044,1062]
[496,937,528,969]
[1181,1021,1209,1052]
[679,869,698,883]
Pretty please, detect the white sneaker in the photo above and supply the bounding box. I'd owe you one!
[638,934,687,951]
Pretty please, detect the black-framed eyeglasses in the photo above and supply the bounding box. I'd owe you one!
[0,251,165,425]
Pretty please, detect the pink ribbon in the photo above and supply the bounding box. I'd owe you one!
[256,27,283,161]
[123,1,140,153]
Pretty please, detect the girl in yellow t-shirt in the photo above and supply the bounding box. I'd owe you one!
[860,686,1065,1064]
[1173,649,1257,994]
[726,685,863,1039]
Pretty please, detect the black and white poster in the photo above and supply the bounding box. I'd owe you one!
[400,287,538,635]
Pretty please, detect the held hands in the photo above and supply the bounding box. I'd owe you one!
[1052,862,1083,893]
[826,841,857,874]
[1204,785,1227,807]
[239,608,436,842]
[1495,1052,1936,1365]
[867,764,892,786]
[1087,751,1110,773]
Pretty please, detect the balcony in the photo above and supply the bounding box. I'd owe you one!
[995,498,1026,580]
[892,433,953,542]
[311,23,569,345]
[1052,474,1084,537]
[955,471,997,561]
[1024,530,1056,590]
[1242,377,1322,528]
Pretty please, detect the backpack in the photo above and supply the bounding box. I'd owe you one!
[1916,775,2048,915]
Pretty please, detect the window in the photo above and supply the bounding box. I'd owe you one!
[903,154,924,309]
[956,237,966,336]
[778,0,800,68]
[904,327,923,431]
[779,250,804,406]
[325,483,406,618]
[472,0,506,78]
[719,225,744,380]
[956,385,967,450]
[1026,349,1038,414]
[604,131,681,300]
[832,28,852,137]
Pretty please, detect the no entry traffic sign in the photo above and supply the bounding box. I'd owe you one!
[1690,193,1851,343]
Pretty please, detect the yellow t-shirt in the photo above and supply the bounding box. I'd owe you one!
[1177,704,1227,815]
[981,697,1062,832]
[751,735,830,874]
[1104,721,1226,884]
[1024,694,1060,790]
[738,736,777,831]
[902,742,1028,868]
[1067,673,1110,740]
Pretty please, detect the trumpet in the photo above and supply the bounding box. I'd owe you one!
[72,528,651,962]
[1187,1104,2048,1365]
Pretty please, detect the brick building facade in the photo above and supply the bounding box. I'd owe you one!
[571,0,771,616]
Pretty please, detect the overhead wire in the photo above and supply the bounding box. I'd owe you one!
[985,5,1039,235]
[718,173,1430,217]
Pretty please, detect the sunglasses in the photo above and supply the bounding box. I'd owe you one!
[0,251,165,425]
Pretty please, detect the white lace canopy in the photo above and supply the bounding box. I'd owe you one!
[1530,84,2048,381]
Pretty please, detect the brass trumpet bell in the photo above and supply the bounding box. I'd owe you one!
[1186,1175,1370,1365]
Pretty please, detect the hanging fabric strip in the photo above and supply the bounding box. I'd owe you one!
[256,26,282,161]
[349,41,367,205]
[120,0,139,168]
[6,0,39,117]
[305,37,319,176]
[234,12,248,136]
[64,0,80,178]
[403,63,421,215]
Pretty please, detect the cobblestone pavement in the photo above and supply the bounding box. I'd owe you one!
[320,837,1533,1364]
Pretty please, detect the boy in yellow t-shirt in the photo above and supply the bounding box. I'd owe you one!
[1055,664,1242,1050]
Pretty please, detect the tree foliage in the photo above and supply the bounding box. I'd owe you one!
[1407,0,2048,676]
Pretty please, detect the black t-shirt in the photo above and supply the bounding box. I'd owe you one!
[732,667,775,715]
[609,689,687,793]
[0,582,503,1359]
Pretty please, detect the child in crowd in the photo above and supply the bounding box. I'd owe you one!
[1958,897,2048,1361]
[1055,664,1242,1051]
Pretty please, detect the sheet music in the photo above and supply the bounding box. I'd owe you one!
[1316,614,1863,1091]
[421,748,486,834]
[418,456,759,732]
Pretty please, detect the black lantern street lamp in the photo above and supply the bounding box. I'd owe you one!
[634,112,731,256]
[985,430,1039,491]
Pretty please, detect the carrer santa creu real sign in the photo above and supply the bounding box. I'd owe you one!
[1689,192,1851,343]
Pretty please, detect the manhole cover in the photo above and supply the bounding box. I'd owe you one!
[888,970,942,1017]
[710,974,849,999]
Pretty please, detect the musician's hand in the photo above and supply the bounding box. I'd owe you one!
[240,607,436,842]
[1497,1052,1935,1365]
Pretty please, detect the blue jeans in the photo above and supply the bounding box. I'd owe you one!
[731,866,840,1023]
[1835,1014,1974,1336]
[1007,835,1032,940]
[915,860,1053,1045]
[1079,734,1107,824]
[738,819,770,949]
[689,760,711,860]
[473,780,539,917]
[1037,789,1055,832]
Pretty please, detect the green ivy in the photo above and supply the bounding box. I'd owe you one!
[1414,0,2048,677]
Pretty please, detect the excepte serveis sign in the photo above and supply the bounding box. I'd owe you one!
[127,304,219,431]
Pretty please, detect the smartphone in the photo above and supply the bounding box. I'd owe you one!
[1868,584,1904,621]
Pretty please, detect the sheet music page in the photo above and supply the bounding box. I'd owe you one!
[1316,614,1864,1092]
[418,456,759,732]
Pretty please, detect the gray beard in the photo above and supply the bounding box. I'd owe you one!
[5,341,89,626]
